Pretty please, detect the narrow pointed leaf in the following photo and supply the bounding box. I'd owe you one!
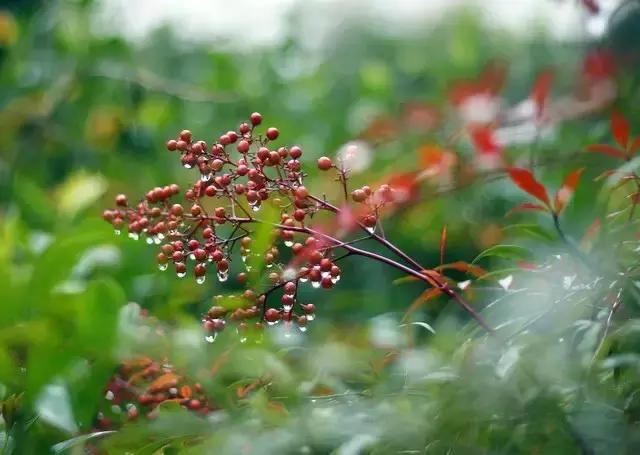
[585,144,627,160]
[402,288,442,321]
[530,68,554,118]
[507,167,551,207]
[503,223,555,242]
[472,244,531,264]
[506,202,550,217]
[435,261,487,278]
[439,225,447,266]
[631,136,640,153]
[611,111,630,149]
[554,167,585,214]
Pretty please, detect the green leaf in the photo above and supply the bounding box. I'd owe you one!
[472,245,531,264]
[502,224,555,242]
[55,171,107,219]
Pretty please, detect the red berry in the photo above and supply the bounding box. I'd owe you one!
[317,156,332,170]
[295,186,309,200]
[290,146,302,159]
[167,139,178,151]
[321,276,333,289]
[239,123,250,134]
[250,112,262,126]
[284,282,297,295]
[115,194,128,206]
[266,127,279,140]
[264,308,281,323]
[194,263,206,277]
[352,189,367,203]
[237,140,250,153]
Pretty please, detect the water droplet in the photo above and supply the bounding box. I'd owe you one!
[311,281,321,289]
[245,265,253,272]
[284,240,294,247]
[306,314,315,321]
[239,336,247,343]
[241,254,247,263]
[331,276,339,284]
[266,263,273,269]
[189,253,196,261]
[205,333,217,343]
[169,387,178,396]
[177,271,186,278]
[158,263,168,271]
[105,390,114,401]
[128,232,139,240]
[157,233,165,241]
[365,226,375,234]
[200,173,211,182]
[183,163,193,169]
[321,271,330,278]
[300,277,309,283]
[145,237,154,245]
[251,203,261,212]
[267,320,278,326]
[217,270,229,282]
[458,280,471,290]
[111,405,122,414]
[283,303,293,312]
[153,235,162,245]
[196,275,206,284]
[298,326,307,333]
[498,275,513,290]
[114,229,121,235]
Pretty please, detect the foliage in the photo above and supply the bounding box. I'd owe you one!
[2,0,640,453]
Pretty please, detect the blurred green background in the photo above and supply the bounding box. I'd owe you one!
[2,0,640,453]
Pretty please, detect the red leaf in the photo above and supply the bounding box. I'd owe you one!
[631,136,640,153]
[471,126,502,155]
[585,144,627,160]
[611,111,630,149]
[530,69,554,119]
[435,261,487,278]
[554,168,585,214]
[507,167,551,207]
[439,225,447,266]
[581,0,600,14]
[506,202,549,217]
[402,288,442,322]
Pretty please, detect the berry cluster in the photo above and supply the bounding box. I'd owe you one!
[103,112,492,338]
[95,357,212,430]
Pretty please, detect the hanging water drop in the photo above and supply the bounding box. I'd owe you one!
[267,320,278,326]
[321,271,330,278]
[157,233,165,241]
[217,270,229,282]
[114,229,121,235]
[158,263,168,271]
[145,236,154,245]
[196,275,206,285]
[365,226,375,234]
[284,240,294,247]
[200,173,211,182]
[177,271,186,278]
[205,333,217,343]
[189,253,196,261]
[251,203,261,212]
[311,281,321,289]
[298,326,308,333]
[299,276,309,283]
[183,163,193,169]
[266,263,273,269]
[306,313,315,321]
[283,303,293,312]
[331,276,339,284]
[128,232,139,240]
[153,236,162,245]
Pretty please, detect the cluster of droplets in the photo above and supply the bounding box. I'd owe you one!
[94,357,212,431]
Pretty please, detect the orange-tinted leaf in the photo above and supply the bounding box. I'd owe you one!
[530,68,554,118]
[506,202,549,217]
[180,385,192,399]
[611,111,630,149]
[439,225,447,266]
[435,261,487,278]
[554,168,584,214]
[266,401,288,416]
[402,288,442,322]
[516,260,538,270]
[631,136,640,153]
[586,144,627,160]
[581,218,601,245]
[147,373,179,393]
[507,168,551,207]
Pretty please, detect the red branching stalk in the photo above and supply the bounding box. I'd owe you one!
[103,112,493,336]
